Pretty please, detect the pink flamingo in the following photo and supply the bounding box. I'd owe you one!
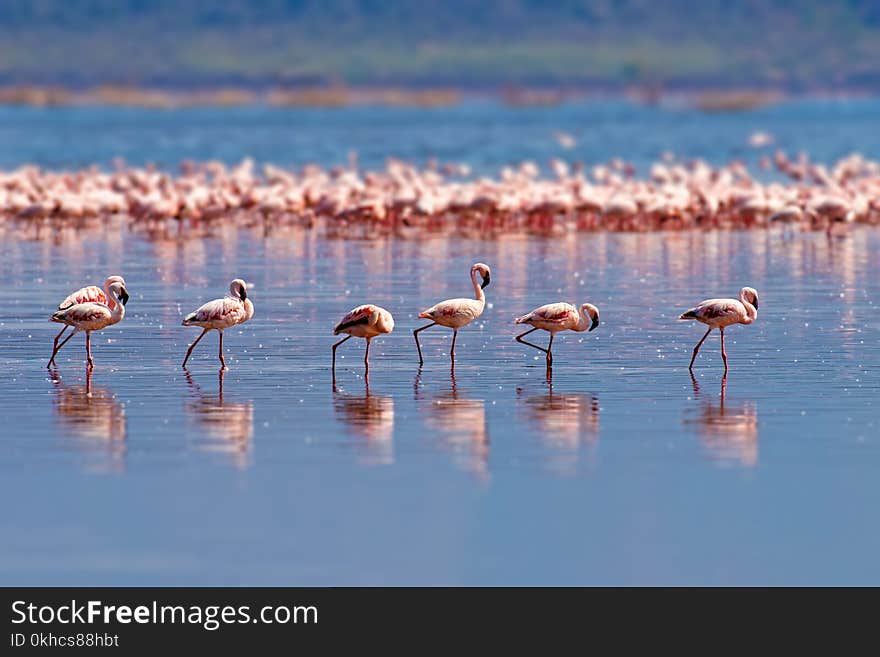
[182,279,254,369]
[679,287,759,371]
[514,302,600,365]
[414,263,491,364]
[48,275,126,367]
[48,279,129,369]
[332,304,395,375]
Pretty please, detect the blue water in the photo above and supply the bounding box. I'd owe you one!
[1,99,880,585]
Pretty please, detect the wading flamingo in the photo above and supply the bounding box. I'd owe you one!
[514,302,600,365]
[48,279,129,369]
[182,279,254,370]
[414,263,491,364]
[332,304,395,375]
[48,276,126,367]
[680,287,759,371]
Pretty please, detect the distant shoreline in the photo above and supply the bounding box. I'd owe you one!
[0,84,875,111]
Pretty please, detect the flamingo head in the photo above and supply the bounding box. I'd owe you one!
[581,303,600,331]
[740,287,759,309]
[108,281,129,306]
[230,279,248,301]
[471,263,491,289]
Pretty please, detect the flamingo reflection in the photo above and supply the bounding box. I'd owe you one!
[332,378,395,465]
[49,368,126,472]
[517,380,599,476]
[414,367,489,480]
[184,370,254,468]
[685,374,758,466]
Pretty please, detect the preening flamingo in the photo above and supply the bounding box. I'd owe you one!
[48,275,126,367]
[332,304,395,375]
[414,262,491,364]
[514,302,600,365]
[48,279,129,369]
[181,279,254,369]
[680,287,759,371]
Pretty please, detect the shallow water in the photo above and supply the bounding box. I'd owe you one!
[2,222,880,585]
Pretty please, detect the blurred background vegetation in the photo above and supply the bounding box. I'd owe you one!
[0,0,878,92]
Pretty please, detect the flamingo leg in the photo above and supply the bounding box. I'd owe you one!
[413,322,436,365]
[720,327,729,371]
[516,327,550,358]
[332,335,352,376]
[547,333,554,365]
[48,327,77,367]
[689,326,713,370]
[85,331,94,369]
[218,330,227,370]
[48,325,68,367]
[364,337,371,368]
[182,328,209,368]
[450,329,458,361]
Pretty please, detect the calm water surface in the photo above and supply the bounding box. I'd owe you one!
[2,226,879,585]
[2,100,880,584]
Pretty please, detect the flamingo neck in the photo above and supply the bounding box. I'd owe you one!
[739,295,757,324]
[471,270,485,304]
[104,283,117,311]
[575,306,590,331]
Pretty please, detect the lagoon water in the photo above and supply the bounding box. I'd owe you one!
[2,100,880,585]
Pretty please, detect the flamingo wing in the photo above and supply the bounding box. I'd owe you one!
[59,285,106,310]
[693,299,743,321]
[334,305,374,334]
[53,302,112,325]
[517,302,576,325]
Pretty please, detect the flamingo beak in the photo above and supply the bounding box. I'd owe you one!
[239,285,248,301]
[589,317,599,332]
[481,272,491,289]
[120,289,130,306]
[752,297,758,309]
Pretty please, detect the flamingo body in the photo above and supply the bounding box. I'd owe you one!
[182,279,254,369]
[414,263,491,364]
[48,280,129,369]
[514,301,599,365]
[332,304,395,375]
[680,287,758,371]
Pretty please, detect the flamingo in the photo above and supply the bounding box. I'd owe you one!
[48,279,129,369]
[48,275,126,367]
[679,287,759,371]
[414,262,491,364]
[181,279,254,369]
[332,304,395,375]
[514,302,600,365]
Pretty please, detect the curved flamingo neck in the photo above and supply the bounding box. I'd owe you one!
[103,283,117,311]
[575,306,590,331]
[471,269,485,303]
[739,292,757,324]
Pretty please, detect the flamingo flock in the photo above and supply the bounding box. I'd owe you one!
[2,151,878,238]
[47,267,760,377]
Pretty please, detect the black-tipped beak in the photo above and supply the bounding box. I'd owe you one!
[481,273,491,289]
[752,298,758,310]
[589,317,599,332]
[240,286,248,301]
[120,289,130,306]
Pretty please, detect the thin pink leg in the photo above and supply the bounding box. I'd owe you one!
[182,328,209,368]
[332,334,351,377]
[450,329,458,361]
[689,326,712,370]
[48,328,76,367]
[86,331,94,369]
[413,322,436,365]
[547,333,554,365]
[364,337,371,368]
[720,327,729,371]
[218,330,227,370]
[48,325,68,367]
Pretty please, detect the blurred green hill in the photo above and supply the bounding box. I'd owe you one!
[1,0,878,89]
